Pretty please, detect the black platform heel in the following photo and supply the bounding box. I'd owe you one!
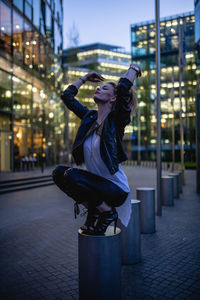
[80,207,100,232]
[93,207,118,235]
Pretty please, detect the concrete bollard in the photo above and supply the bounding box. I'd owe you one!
[120,200,141,265]
[177,171,183,193]
[163,162,168,171]
[161,176,174,206]
[168,173,179,199]
[179,168,185,186]
[182,168,185,185]
[136,188,156,234]
[78,226,121,300]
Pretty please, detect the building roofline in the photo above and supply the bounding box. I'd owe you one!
[63,42,128,54]
[131,11,194,28]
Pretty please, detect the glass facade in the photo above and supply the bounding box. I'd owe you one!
[131,12,197,163]
[195,0,200,44]
[62,43,133,160]
[0,0,64,172]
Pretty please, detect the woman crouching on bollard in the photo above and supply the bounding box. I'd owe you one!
[52,63,141,235]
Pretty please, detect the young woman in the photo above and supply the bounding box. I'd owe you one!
[52,63,141,235]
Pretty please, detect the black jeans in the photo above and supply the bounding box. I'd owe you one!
[52,165,128,208]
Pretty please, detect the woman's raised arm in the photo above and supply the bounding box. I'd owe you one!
[61,72,104,119]
[114,64,142,131]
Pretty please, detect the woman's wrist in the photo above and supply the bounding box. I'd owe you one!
[122,68,137,83]
[129,64,141,78]
[80,76,87,84]
[128,67,138,78]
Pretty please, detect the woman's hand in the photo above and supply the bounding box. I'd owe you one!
[82,72,105,83]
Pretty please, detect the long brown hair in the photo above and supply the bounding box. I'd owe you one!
[107,81,138,114]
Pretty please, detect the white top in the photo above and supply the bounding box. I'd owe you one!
[83,130,132,227]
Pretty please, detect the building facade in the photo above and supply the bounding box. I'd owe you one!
[131,12,197,163]
[195,0,200,192]
[62,43,134,160]
[195,0,200,56]
[0,0,65,172]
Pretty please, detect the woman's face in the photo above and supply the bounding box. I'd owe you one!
[93,83,116,104]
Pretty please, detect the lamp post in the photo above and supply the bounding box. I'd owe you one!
[171,68,175,172]
[155,0,162,216]
[196,86,200,193]
[137,108,141,165]
[178,22,185,170]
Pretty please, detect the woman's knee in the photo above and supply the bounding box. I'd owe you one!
[52,165,69,182]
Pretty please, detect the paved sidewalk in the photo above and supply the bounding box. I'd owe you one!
[0,166,200,299]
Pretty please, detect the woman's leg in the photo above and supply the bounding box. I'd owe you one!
[52,165,128,207]
[96,201,112,212]
[52,165,128,234]
[52,165,103,207]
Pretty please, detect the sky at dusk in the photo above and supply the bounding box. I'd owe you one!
[63,0,194,52]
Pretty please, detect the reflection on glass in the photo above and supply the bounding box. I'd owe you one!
[0,69,12,111]
[14,123,32,158]
[32,30,39,69]
[46,4,52,44]
[13,77,32,118]
[32,126,42,151]
[0,1,11,55]
[54,22,62,54]
[13,0,23,11]
[0,56,12,73]
[24,21,33,66]
[33,0,40,29]
[13,11,23,63]
[0,113,11,130]
[13,64,32,83]
[25,0,32,20]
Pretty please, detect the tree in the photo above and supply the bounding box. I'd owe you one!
[67,22,80,48]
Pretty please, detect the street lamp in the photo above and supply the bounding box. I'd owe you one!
[155,0,162,216]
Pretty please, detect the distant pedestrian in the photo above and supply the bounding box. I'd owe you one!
[52,63,141,235]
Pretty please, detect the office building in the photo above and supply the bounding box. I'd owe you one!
[195,0,200,58]
[195,0,200,192]
[0,0,64,171]
[131,12,197,162]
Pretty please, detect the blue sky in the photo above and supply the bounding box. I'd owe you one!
[63,0,194,52]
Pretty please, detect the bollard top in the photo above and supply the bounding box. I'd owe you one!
[168,173,179,176]
[131,199,141,204]
[136,187,155,191]
[78,226,121,237]
[162,176,173,179]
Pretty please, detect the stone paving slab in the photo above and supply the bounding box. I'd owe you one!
[0,166,199,299]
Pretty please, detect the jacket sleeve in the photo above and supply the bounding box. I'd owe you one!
[61,85,89,119]
[114,77,133,129]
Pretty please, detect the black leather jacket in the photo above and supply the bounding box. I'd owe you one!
[61,77,133,175]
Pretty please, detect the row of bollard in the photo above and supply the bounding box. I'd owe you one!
[123,160,170,170]
[78,167,185,300]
